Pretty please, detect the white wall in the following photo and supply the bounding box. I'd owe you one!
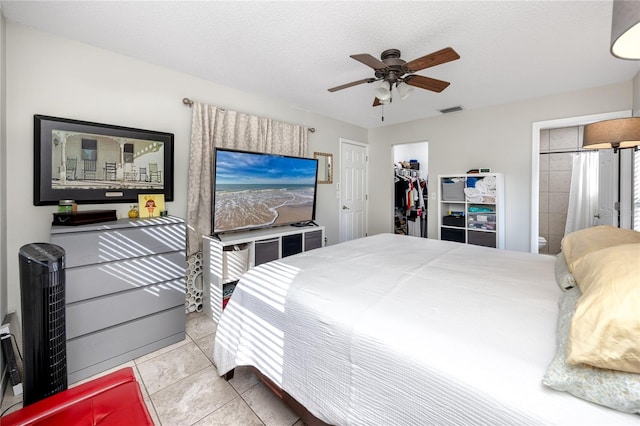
[368,82,633,252]
[4,23,366,317]
[0,6,7,390]
[393,141,428,172]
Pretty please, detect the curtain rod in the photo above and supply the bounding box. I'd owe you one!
[182,97,315,132]
[539,149,590,155]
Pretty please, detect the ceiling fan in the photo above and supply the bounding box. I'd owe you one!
[328,47,460,106]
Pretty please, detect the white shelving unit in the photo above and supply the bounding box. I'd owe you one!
[203,225,325,323]
[437,173,505,249]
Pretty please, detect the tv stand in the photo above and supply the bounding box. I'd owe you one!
[203,225,324,323]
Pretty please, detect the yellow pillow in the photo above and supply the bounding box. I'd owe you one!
[567,243,640,373]
[562,226,640,272]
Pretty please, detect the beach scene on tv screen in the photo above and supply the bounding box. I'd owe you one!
[214,150,317,233]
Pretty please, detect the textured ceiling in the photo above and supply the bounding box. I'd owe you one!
[2,1,639,129]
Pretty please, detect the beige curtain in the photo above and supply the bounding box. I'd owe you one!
[186,102,309,256]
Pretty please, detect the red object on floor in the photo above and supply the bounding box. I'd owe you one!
[0,367,153,425]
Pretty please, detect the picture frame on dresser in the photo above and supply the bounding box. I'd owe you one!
[33,114,174,205]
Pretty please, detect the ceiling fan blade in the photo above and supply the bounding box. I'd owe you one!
[405,47,460,73]
[328,78,375,92]
[405,75,451,93]
[350,53,389,70]
[373,97,382,107]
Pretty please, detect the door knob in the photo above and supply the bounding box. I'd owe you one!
[342,206,349,210]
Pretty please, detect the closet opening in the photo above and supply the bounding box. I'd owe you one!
[393,141,429,237]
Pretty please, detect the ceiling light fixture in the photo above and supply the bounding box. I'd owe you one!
[582,117,640,153]
[611,0,640,59]
[375,81,391,102]
[396,82,414,100]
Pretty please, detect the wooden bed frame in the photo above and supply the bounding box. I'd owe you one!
[224,367,330,426]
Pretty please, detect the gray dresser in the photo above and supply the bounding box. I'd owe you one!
[50,216,186,383]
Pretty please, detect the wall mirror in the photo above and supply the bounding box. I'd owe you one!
[314,152,333,184]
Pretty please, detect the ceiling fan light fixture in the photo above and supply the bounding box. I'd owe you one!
[375,81,391,101]
[611,0,640,59]
[396,82,414,100]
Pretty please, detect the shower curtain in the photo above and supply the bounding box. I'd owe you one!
[565,151,599,235]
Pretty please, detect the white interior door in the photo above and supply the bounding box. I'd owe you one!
[340,139,368,242]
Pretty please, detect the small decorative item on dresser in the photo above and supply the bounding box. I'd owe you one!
[137,194,165,218]
[128,205,139,218]
[58,199,77,213]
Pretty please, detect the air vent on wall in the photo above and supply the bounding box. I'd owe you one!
[439,106,463,114]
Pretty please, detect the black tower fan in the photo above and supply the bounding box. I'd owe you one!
[18,243,67,406]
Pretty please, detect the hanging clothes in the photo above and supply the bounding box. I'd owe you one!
[394,166,428,237]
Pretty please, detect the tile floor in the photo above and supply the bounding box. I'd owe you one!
[1,312,304,426]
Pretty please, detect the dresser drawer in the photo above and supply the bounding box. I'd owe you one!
[67,306,185,375]
[52,223,185,267]
[65,252,185,303]
[66,278,185,339]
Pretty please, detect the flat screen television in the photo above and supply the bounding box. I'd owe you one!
[212,148,319,234]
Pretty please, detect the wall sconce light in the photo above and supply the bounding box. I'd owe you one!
[583,117,640,153]
[611,0,640,59]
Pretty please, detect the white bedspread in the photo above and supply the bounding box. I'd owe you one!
[213,234,639,425]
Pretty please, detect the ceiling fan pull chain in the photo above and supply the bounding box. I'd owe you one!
[381,104,384,122]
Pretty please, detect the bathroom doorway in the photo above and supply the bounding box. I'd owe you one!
[531,111,632,253]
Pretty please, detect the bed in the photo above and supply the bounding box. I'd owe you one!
[213,232,640,425]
